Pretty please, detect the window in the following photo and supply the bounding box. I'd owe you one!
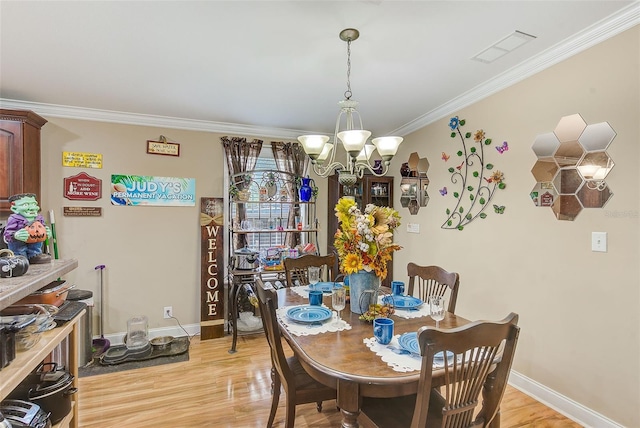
[231,156,292,252]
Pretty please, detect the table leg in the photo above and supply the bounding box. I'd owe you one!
[337,379,361,428]
[228,282,241,353]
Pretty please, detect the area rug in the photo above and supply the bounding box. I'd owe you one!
[79,336,190,377]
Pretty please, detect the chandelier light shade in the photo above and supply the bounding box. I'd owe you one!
[298,28,403,186]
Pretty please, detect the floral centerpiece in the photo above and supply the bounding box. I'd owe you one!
[334,197,402,278]
[334,197,402,315]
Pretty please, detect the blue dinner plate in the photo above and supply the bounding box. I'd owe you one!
[382,295,423,309]
[398,332,455,363]
[434,351,455,365]
[285,305,332,324]
[398,332,420,354]
[308,282,341,293]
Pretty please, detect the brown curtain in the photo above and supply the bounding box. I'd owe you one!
[271,141,309,248]
[222,136,263,250]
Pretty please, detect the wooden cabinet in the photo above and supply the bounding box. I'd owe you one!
[0,259,81,428]
[327,173,394,287]
[0,109,47,218]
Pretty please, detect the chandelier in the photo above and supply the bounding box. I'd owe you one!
[298,28,403,186]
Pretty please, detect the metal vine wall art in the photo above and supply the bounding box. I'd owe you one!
[441,116,507,230]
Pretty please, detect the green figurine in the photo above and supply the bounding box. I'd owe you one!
[2,193,52,264]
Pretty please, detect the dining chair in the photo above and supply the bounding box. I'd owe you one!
[283,253,335,287]
[255,278,337,428]
[407,263,460,313]
[360,312,520,428]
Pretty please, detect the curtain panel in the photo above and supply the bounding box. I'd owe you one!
[271,141,309,248]
[221,136,263,250]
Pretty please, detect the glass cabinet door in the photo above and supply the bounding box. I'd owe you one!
[364,176,393,208]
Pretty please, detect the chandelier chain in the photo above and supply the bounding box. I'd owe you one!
[297,28,403,184]
[344,39,352,100]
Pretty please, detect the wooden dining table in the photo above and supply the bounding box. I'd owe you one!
[275,286,472,428]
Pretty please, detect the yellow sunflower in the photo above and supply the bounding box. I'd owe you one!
[342,253,363,274]
[335,197,356,225]
[370,208,390,235]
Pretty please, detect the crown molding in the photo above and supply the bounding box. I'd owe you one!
[391,2,640,136]
[1,3,638,139]
[0,99,304,141]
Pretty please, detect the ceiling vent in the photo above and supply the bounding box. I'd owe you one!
[472,30,537,64]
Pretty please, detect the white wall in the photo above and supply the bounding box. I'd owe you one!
[391,27,639,427]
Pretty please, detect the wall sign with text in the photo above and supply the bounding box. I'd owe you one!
[200,197,225,340]
[64,172,102,201]
[111,175,196,206]
[147,139,180,157]
[62,151,103,169]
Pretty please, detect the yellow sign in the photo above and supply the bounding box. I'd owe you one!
[62,152,103,169]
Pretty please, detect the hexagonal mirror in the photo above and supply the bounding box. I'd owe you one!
[531,113,616,220]
[553,168,584,195]
[577,182,613,208]
[399,152,430,215]
[552,194,583,221]
[579,122,616,152]
[554,113,586,142]
[531,158,559,182]
[532,132,560,158]
[530,182,557,207]
[400,176,430,215]
[554,140,584,167]
[577,151,614,180]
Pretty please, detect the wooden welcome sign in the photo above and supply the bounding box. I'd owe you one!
[200,197,225,339]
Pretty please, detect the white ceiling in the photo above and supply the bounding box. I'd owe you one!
[1,1,638,140]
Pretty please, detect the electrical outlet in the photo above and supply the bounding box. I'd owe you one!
[407,223,420,233]
[164,306,173,319]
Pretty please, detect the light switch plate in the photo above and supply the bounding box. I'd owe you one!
[407,223,420,234]
[592,232,607,252]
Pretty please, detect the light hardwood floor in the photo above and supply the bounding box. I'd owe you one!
[78,334,582,427]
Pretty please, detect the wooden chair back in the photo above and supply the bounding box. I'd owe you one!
[407,263,460,313]
[255,279,286,374]
[284,254,335,287]
[412,312,520,428]
[255,279,277,351]
[255,278,336,427]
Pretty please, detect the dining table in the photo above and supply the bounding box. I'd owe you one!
[274,285,475,428]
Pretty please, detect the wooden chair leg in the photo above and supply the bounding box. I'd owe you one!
[268,370,281,427]
[285,400,297,428]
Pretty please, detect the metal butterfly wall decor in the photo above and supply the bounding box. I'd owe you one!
[441,116,508,231]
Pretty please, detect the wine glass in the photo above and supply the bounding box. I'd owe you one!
[429,296,446,328]
[308,266,320,290]
[332,285,346,327]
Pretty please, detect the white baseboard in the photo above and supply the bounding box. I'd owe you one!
[509,370,623,428]
[98,323,201,346]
